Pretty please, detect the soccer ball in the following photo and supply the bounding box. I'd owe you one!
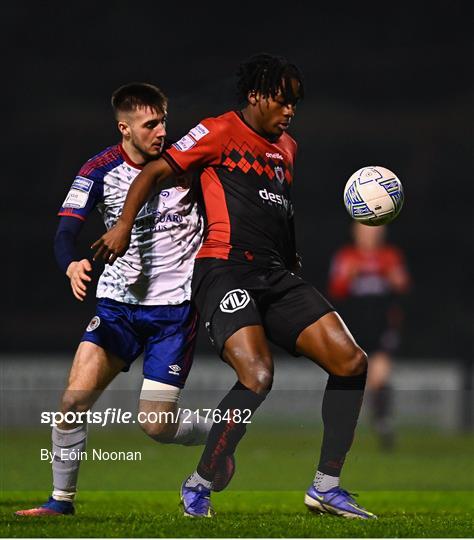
[343,166,404,226]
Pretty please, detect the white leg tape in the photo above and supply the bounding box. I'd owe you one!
[139,379,181,403]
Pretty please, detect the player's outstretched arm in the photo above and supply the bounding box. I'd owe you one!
[91,158,174,264]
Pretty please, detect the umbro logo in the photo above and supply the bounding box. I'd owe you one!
[220,289,250,313]
[168,364,181,375]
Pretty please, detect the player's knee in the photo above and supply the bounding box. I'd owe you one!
[341,347,368,376]
[240,363,273,394]
[139,418,177,443]
[60,394,91,415]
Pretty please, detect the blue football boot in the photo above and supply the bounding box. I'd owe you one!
[180,481,214,518]
[304,485,377,519]
[15,496,75,516]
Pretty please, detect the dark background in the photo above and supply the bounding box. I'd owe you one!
[4,2,472,359]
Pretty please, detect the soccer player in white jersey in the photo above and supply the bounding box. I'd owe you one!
[16,83,232,516]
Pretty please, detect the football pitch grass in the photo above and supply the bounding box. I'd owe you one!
[1,425,473,537]
[1,490,473,538]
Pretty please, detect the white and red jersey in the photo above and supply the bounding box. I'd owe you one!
[58,144,203,305]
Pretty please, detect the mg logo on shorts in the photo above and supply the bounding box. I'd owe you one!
[220,289,250,313]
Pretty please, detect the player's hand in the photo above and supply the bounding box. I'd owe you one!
[66,259,92,301]
[91,220,132,264]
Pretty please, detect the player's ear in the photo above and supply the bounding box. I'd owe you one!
[118,120,130,139]
[247,90,259,105]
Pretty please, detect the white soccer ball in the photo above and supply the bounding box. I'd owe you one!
[343,166,404,226]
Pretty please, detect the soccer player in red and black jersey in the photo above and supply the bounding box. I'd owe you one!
[92,54,376,519]
[329,222,411,450]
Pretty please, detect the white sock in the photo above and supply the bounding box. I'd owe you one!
[172,415,212,446]
[51,424,87,502]
[313,470,339,492]
[184,470,212,490]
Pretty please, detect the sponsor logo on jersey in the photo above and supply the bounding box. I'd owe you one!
[274,166,285,184]
[258,188,290,210]
[63,177,94,209]
[265,152,283,160]
[220,289,251,313]
[172,134,196,152]
[168,364,181,375]
[86,316,101,332]
[72,176,94,193]
[189,123,209,141]
[134,210,185,235]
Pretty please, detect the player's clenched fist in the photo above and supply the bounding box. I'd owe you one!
[66,259,92,301]
[91,220,132,265]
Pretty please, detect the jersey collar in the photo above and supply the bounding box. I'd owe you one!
[119,144,143,170]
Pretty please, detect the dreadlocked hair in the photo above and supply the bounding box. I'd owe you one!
[236,53,304,105]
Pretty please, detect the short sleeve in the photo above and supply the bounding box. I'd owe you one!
[163,118,223,173]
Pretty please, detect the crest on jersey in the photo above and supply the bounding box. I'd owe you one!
[86,316,101,332]
[220,289,251,313]
[274,166,285,184]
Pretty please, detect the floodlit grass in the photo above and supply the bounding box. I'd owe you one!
[2,490,473,537]
[1,426,473,536]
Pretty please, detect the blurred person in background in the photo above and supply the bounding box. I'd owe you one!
[328,222,411,450]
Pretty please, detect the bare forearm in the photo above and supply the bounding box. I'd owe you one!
[119,160,170,227]
[91,157,175,263]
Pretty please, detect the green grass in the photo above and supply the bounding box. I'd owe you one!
[1,490,473,537]
[1,425,473,536]
[1,424,473,491]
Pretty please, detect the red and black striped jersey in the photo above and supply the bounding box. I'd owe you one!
[163,111,297,267]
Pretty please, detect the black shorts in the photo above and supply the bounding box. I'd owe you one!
[192,258,335,355]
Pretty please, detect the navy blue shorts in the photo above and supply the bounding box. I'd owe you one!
[81,298,198,388]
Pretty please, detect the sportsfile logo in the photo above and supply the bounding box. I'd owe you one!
[220,289,250,313]
[259,188,290,210]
